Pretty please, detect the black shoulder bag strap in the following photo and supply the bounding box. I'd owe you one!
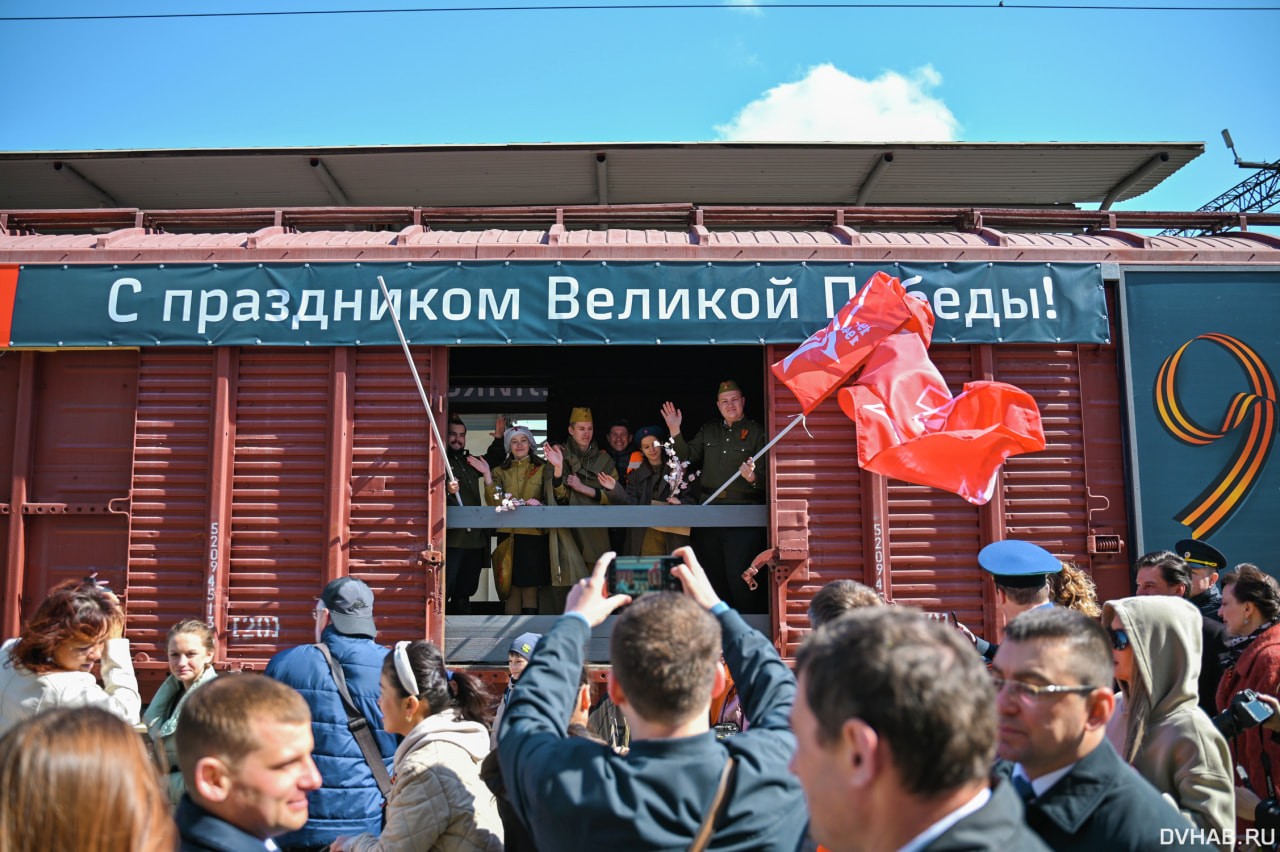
[688,756,737,852]
[313,643,393,797]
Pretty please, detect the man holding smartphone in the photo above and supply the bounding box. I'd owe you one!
[496,548,807,852]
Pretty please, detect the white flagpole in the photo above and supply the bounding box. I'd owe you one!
[377,276,464,506]
[700,414,806,505]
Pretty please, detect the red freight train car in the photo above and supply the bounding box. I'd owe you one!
[2,144,1278,694]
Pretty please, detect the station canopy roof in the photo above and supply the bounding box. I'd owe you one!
[0,141,1204,212]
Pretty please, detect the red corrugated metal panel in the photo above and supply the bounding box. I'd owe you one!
[227,349,332,663]
[767,344,864,660]
[0,353,19,620]
[0,356,17,484]
[5,224,1279,262]
[23,352,137,600]
[260,231,399,249]
[993,345,1090,562]
[885,346,985,623]
[349,348,441,642]
[1076,289,1132,601]
[126,350,217,670]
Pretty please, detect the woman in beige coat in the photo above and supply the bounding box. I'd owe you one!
[471,425,561,615]
[331,639,503,852]
[1104,595,1234,848]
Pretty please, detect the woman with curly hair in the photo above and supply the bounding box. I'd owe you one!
[0,578,140,735]
[331,639,503,852]
[1052,561,1101,618]
[0,706,176,852]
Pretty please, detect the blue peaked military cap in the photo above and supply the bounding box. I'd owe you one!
[978,540,1061,589]
[1176,538,1227,573]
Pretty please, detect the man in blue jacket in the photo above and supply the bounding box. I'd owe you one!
[265,577,396,852]
[498,547,808,852]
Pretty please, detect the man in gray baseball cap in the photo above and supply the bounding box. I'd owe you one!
[319,576,377,637]
[265,577,395,851]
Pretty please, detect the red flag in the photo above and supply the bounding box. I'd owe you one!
[770,271,935,415]
[838,334,1046,505]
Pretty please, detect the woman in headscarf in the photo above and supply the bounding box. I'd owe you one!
[1103,595,1233,844]
[468,425,561,614]
[596,425,692,556]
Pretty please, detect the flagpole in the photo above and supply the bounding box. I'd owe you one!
[377,276,464,507]
[700,415,806,505]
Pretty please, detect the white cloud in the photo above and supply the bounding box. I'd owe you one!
[715,63,960,142]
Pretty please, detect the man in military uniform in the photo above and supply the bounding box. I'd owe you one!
[548,406,616,610]
[957,539,1063,663]
[661,380,767,612]
[444,415,488,615]
[1179,538,1227,623]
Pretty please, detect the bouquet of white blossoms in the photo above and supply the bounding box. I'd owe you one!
[495,492,528,513]
[661,439,700,497]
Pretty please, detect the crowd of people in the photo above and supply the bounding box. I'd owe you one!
[445,380,768,615]
[0,520,1275,851]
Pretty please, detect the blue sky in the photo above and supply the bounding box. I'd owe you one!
[1,1,1277,215]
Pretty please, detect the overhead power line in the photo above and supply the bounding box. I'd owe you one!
[3,3,1278,21]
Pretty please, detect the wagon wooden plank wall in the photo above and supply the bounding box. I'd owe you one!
[2,203,1278,696]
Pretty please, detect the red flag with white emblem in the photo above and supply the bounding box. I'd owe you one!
[769,271,934,415]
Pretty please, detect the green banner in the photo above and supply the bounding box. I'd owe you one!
[1121,267,1279,564]
[3,260,1108,348]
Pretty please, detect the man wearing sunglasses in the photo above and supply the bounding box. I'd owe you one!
[991,608,1215,851]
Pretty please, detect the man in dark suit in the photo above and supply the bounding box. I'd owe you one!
[791,606,1051,852]
[174,674,323,852]
[1134,548,1230,717]
[992,608,1216,851]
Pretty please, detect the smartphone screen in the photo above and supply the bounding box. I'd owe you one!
[607,555,683,597]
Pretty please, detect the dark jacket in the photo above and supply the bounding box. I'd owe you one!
[675,418,767,505]
[606,444,641,485]
[175,796,272,852]
[1191,586,1223,623]
[446,447,487,550]
[1199,616,1230,718]
[264,626,397,848]
[604,456,690,555]
[497,608,808,852]
[1004,740,1217,851]
[922,780,1053,852]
